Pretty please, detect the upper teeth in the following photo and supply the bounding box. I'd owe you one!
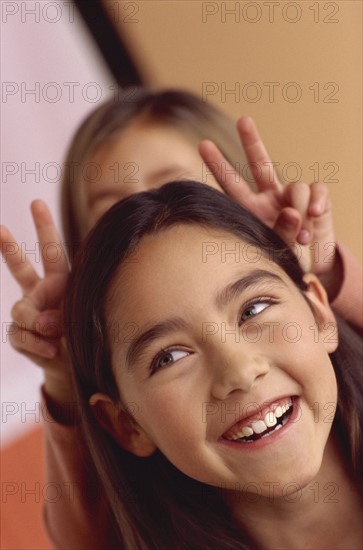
[225,400,292,441]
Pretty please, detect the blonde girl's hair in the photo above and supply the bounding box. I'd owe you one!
[60,87,250,261]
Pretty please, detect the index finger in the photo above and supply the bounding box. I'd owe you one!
[237,116,282,192]
[199,140,255,207]
[31,200,69,276]
[0,225,40,293]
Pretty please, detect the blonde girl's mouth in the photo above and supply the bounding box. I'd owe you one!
[222,397,297,444]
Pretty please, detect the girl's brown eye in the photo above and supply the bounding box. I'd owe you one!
[154,349,190,372]
[159,354,174,368]
[240,301,271,323]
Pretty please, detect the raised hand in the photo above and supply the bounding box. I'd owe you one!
[1,200,72,404]
[199,117,338,292]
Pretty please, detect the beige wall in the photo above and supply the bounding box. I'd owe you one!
[105,0,362,260]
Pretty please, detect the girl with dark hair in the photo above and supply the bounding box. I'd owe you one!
[65,181,362,550]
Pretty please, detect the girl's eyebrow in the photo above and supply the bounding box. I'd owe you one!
[125,270,286,371]
[126,318,189,370]
[215,269,287,310]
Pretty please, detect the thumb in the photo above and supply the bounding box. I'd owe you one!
[36,309,64,338]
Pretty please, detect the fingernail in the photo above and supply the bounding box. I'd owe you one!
[39,313,57,325]
[299,229,310,244]
[312,202,323,215]
[39,315,60,336]
[281,214,297,229]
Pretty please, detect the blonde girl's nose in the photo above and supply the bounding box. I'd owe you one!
[209,346,270,401]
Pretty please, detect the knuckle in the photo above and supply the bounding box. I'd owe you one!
[295,181,309,193]
[9,329,25,350]
[315,181,328,193]
[11,300,25,321]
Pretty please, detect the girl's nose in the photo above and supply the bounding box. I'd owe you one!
[209,344,270,401]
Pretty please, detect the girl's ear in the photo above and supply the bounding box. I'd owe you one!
[89,393,157,457]
[302,273,338,353]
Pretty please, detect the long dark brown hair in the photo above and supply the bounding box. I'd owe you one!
[65,181,363,549]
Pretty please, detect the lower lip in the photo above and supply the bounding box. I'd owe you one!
[219,397,300,452]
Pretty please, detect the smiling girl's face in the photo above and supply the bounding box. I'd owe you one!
[102,223,338,497]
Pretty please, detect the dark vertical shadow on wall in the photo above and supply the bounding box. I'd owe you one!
[73,0,144,86]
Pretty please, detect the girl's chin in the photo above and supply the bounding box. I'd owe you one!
[197,451,325,497]
[218,467,324,502]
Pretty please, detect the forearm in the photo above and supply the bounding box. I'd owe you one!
[42,389,116,549]
[330,242,363,335]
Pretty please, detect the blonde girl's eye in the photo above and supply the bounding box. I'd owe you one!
[239,300,274,324]
[151,349,190,374]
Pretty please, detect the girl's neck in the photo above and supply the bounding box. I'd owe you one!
[226,436,362,549]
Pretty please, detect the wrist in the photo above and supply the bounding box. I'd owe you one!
[43,371,77,425]
[42,385,78,426]
[318,247,343,302]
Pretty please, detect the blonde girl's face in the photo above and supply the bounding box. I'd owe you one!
[87,120,221,228]
[108,224,338,497]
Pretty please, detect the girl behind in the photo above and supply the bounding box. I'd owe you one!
[65,181,363,549]
[61,87,248,260]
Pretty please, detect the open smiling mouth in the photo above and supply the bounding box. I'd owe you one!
[223,398,295,444]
